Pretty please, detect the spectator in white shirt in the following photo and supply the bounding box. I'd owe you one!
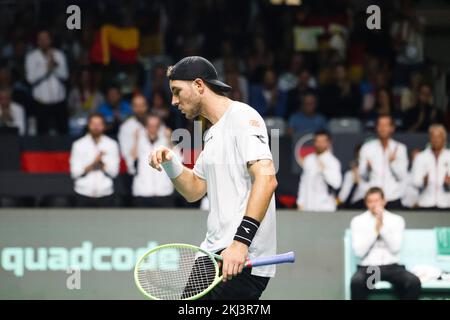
[25,30,69,134]
[350,187,421,300]
[297,130,342,212]
[338,144,368,209]
[129,114,175,207]
[0,87,25,135]
[411,124,450,209]
[70,113,120,207]
[401,148,421,209]
[118,94,149,173]
[359,115,409,209]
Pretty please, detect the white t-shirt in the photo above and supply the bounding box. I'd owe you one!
[351,210,405,266]
[119,116,168,174]
[25,48,68,104]
[0,102,26,135]
[297,151,342,212]
[412,148,450,208]
[118,117,145,174]
[70,134,120,197]
[358,139,409,202]
[132,132,174,197]
[193,101,277,278]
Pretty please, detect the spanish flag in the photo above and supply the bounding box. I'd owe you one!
[90,24,140,65]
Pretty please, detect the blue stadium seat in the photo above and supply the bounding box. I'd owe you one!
[328,118,362,134]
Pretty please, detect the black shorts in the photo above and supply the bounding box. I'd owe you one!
[182,253,270,300]
[200,267,270,300]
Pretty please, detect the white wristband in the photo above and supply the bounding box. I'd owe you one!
[160,151,184,179]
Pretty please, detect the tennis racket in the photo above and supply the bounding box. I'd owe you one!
[134,243,295,300]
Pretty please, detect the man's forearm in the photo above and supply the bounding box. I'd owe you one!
[171,168,206,203]
[244,174,277,222]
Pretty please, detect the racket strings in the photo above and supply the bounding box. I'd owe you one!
[136,246,218,300]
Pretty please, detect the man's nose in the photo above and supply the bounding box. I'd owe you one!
[172,96,179,106]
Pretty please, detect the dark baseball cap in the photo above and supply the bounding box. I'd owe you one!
[167,56,232,92]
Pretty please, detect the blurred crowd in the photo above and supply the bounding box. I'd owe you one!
[0,0,449,209]
[1,0,449,137]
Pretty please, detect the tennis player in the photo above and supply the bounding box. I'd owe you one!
[149,56,278,300]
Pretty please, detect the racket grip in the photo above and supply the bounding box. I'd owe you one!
[245,251,295,268]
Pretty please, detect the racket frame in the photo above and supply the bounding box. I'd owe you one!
[134,243,295,300]
[134,243,223,300]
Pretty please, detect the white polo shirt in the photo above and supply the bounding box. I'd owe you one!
[119,116,169,174]
[351,210,405,266]
[25,48,68,104]
[193,101,277,278]
[70,134,120,197]
[358,139,409,202]
[297,150,342,212]
[412,148,450,208]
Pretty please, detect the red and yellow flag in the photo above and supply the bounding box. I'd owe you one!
[90,24,140,65]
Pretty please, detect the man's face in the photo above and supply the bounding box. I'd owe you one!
[37,31,51,51]
[152,93,165,108]
[302,95,316,115]
[376,117,394,140]
[365,192,386,215]
[146,116,161,139]
[418,85,432,105]
[314,134,329,154]
[132,96,148,118]
[377,90,390,106]
[88,117,105,137]
[335,65,347,82]
[0,90,11,108]
[107,88,121,106]
[429,128,446,151]
[169,80,201,120]
[298,70,310,87]
[263,70,277,89]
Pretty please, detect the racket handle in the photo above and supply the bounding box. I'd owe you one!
[245,251,295,268]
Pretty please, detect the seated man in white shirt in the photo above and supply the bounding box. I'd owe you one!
[359,114,409,209]
[350,187,421,300]
[129,114,175,207]
[297,130,342,212]
[69,113,120,207]
[412,124,450,209]
[0,87,26,135]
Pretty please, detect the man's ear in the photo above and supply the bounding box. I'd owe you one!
[193,78,205,94]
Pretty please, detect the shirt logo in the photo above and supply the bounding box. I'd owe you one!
[205,135,213,144]
[254,135,266,144]
[249,120,261,128]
